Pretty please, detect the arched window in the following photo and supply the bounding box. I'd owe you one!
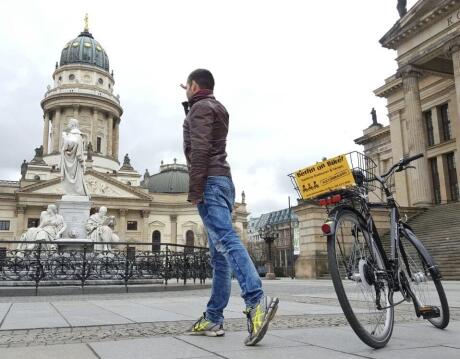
[152,230,161,252]
[185,230,194,253]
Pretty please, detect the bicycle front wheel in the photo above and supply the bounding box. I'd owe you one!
[399,227,449,329]
[327,209,394,349]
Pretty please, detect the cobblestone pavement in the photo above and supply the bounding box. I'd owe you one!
[0,279,459,349]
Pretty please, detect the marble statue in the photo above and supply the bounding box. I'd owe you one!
[397,0,407,18]
[21,160,28,179]
[371,107,378,125]
[85,206,120,251]
[86,142,93,161]
[60,119,89,197]
[18,204,66,251]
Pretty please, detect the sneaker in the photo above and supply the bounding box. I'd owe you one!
[185,312,225,337]
[243,295,279,346]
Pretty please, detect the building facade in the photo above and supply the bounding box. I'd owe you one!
[247,208,299,277]
[0,23,249,249]
[356,0,460,206]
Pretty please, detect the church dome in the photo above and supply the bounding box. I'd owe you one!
[59,30,109,71]
[145,161,189,193]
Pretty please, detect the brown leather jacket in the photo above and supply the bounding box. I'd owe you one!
[183,91,232,202]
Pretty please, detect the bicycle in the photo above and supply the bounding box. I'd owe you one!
[289,152,450,349]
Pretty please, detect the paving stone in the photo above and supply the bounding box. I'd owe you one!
[52,301,134,326]
[0,303,11,324]
[177,331,304,352]
[0,302,69,330]
[218,344,360,358]
[359,346,460,359]
[89,336,212,359]
[90,299,192,322]
[0,343,97,359]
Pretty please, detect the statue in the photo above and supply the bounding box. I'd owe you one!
[60,118,89,197]
[85,206,120,251]
[397,0,407,18]
[123,154,131,166]
[371,107,378,125]
[86,142,93,161]
[21,160,28,179]
[120,153,134,171]
[242,190,246,204]
[18,204,66,251]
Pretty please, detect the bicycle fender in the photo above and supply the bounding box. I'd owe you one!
[325,205,367,236]
[400,223,441,280]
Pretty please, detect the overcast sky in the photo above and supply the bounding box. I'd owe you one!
[0,0,418,217]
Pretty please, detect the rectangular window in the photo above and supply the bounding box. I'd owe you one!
[439,104,452,142]
[27,218,40,228]
[127,221,138,231]
[424,110,435,146]
[430,158,441,205]
[445,152,459,202]
[96,136,102,153]
[0,220,10,231]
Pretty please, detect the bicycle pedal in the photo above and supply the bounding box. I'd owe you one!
[419,305,440,319]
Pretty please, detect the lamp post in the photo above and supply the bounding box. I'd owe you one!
[258,224,278,280]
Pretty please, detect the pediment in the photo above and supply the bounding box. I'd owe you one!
[19,170,151,200]
[381,0,460,49]
[149,220,166,227]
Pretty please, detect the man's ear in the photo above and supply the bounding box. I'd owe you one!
[191,80,200,92]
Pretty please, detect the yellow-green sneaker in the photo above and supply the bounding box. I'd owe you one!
[186,313,225,337]
[244,296,279,346]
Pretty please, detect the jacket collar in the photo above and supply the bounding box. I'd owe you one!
[189,89,214,107]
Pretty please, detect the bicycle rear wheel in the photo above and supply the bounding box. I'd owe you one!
[399,227,449,329]
[327,209,394,349]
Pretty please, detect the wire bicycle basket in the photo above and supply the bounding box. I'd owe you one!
[288,152,378,201]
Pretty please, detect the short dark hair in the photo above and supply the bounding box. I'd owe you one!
[187,69,215,90]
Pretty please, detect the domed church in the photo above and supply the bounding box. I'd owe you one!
[0,18,249,249]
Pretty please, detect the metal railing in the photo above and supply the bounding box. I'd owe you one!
[0,240,211,294]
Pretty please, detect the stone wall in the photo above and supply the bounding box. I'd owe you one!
[293,201,421,278]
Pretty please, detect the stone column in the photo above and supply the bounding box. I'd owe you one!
[399,66,431,206]
[170,214,177,245]
[389,111,410,206]
[431,107,441,145]
[118,209,127,241]
[42,112,50,155]
[437,156,449,203]
[107,115,114,157]
[52,107,61,153]
[113,120,119,161]
[141,210,150,243]
[73,104,80,120]
[91,108,98,149]
[447,43,460,177]
[15,205,26,240]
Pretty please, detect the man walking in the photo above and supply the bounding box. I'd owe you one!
[182,69,279,346]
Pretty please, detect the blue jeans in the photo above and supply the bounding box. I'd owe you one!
[197,176,263,325]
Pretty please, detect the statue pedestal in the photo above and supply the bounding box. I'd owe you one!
[56,195,91,239]
[55,238,94,252]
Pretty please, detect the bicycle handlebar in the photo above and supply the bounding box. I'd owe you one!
[400,153,424,167]
[365,153,424,183]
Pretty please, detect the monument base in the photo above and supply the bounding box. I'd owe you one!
[55,238,94,251]
[56,196,91,239]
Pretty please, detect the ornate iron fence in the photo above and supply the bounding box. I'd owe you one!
[0,240,211,294]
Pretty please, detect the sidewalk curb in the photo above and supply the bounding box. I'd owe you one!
[0,283,211,297]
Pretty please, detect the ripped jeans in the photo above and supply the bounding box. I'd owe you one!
[197,176,263,325]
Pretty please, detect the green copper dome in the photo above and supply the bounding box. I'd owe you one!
[59,31,109,71]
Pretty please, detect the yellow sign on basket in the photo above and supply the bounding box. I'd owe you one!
[294,154,356,200]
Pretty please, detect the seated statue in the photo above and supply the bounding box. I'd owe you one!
[86,206,119,251]
[18,204,66,251]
